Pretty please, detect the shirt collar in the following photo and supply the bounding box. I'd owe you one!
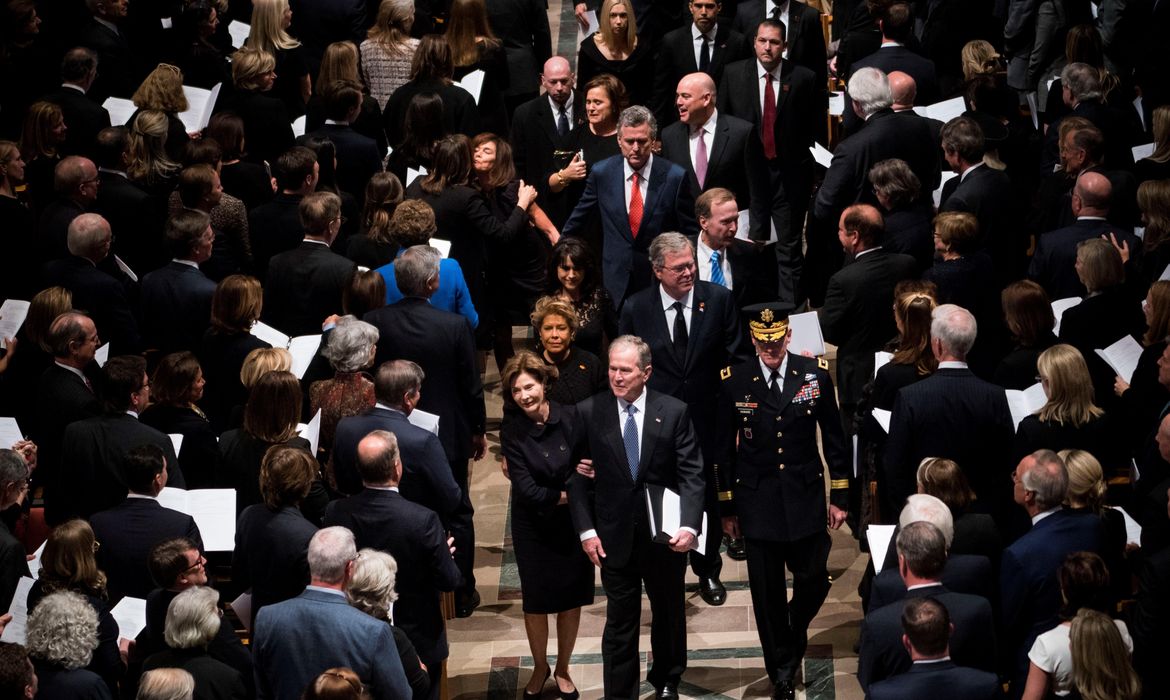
[959,161,985,182]
[374,402,404,414]
[303,237,331,247]
[549,94,572,115]
[757,60,783,81]
[94,16,119,34]
[126,493,156,500]
[324,119,348,126]
[771,0,789,12]
[1032,505,1062,525]
[691,22,716,41]
[659,284,694,310]
[62,82,87,94]
[98,167,128,179]
[906,582,944,591]
[693,109,718,135]
[759,355,787,380]
[937,361,968,369]
[696,235,719,261]
[305,585,347,598]
[126,410,139,419]
[617,389,648,416]
[171,258,200,268]
[365,485,400,492]
[623,154,653,182]
[913,657,952,665]
[54,361,88,382]
[854,246,882,259]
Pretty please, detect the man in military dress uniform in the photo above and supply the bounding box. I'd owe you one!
[714,302,851,700]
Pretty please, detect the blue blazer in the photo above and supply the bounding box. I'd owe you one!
[253,587,410,700]
[378,255,478,328]
[140,261,217,353]
[866,660,1004,700]
[561,154,697,305]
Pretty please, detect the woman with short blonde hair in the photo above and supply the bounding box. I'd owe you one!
[247,0,310,114]
[131,64,191,162]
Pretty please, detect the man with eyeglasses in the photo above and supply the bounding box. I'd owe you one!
[618,232,747,607]
[38,156,101,263]
[91,444,202,601]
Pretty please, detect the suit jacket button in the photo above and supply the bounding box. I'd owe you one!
[778,447,783,454]
[777,432,782,438]
[779,464,785,470]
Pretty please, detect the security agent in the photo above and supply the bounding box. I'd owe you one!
[714,302,851,700]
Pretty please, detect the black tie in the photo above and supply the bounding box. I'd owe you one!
[672,301,688,361]
[557,107,569,137]
[770,369,782,398]
[699,35,711,73]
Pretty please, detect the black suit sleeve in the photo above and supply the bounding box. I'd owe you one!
[456,317,486,437]
[566,400,597,535]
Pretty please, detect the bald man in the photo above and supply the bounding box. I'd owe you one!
[510,56,583,227]
[660,72,770,242]
[819,204,916,428]
[37,156,101,263]
[651,0,750,126]
[1029,170,1141,299]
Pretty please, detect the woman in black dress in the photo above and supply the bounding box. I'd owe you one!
[203,113,273,210]
[141,352,221,489]
[869,158,933,274]
[994,280,1058,390]
[471,133,558,369]
[129,65,193,163]
[217,48,294,168]
[544,238,618,359]
[197,275,270,431]
[0,140,38,303]
[346,172,403,269]
[446,0,511,137]
[575,0,652,108]
[1113,281,1170,452]
[1134,179,1170,289]
[18,101,65,214]
[172,1,231,89]
[246,0,311,117]
[500,351,592,700]
[386,92,445,185]
[382,35,481,147]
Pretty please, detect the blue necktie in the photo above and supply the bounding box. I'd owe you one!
[623,404,640,480]
[710,250,726,288]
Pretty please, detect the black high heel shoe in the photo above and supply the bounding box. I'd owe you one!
[523,668,550,699]
[555,673,579,700]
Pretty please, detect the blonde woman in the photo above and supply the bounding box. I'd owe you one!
[127,110,180,197]
[574,0,653,107]
[0,140,36,298]
[960,40,1002,82]
[1136,105,1170,183]
[360,0,419,109]
[220,47,294,166]
[130,64,191,160]
[1068,608,1141,700]
[1059,449,1129,596]
[1114,281,1170,444]
[247,0,310,116]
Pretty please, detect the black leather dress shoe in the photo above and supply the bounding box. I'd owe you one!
[698,576,727,606]
[726,536,747,561]
[771,679,795,700]
[656,682,679,699]
[455,589,481,618]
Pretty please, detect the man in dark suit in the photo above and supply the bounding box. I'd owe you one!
[308,85,384,207]
[884,304,1014,521]
[567,335,705,700]
[562,106,697,308]
[92,127,165,275]
[690,188,779,308]
[867,596,1004,700]
[660,73,769,241]
[811,67,938,305]
[329,359,462,521]
[938,116,1020,282]
[1029,171,1139,300]
[848,2,938,108]
[715,303,851,700]
[363,246,485,617]
[43,213,142,356]
[730,0,828,98]
[1043,62,1137,174]
[325,431,460,700]
[651,1,750,126]
[510,57,582,228]
[140,210,217,355]
[77,0,137,100]
[1001,450,1105,693]
[718,19,820,304]
[32,312,103,525]
[858,522,997,691]
[253,526,412,700]
[820,204,916,427]
[485,0,552,114]
[42,48,111,158]
[263,192,356,336]
[90,444,203,601]
[55,355,183,523]
[38,156,100,263]
[618,233,746,605]
[249,146,318,280]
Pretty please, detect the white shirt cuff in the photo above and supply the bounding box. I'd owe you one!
[579,529,598,541]
[678,527,698,537]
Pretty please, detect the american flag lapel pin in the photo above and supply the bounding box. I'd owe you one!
[655,417,662,423]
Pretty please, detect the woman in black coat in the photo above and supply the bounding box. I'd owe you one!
[141,352,221,490]
[994,280,1059,390]
[574,0,653,108]
[197,275,271,432]
[141,587,247,700]
[382,35,481,147]
[216,48,294,167]
[870,158,934,274]
[500,352,592,699]
[1113,282,1170,453]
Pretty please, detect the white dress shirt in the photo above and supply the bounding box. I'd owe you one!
[689,109,718,170]
[549,94,575,128]
[696,236,734,289]
[757,61,784,115]
[769,0,790,58]
[659,286,695,340]
[623,155,653,213]
[959,161,985,182]
[692,22,718,67]
[760,355,788,392]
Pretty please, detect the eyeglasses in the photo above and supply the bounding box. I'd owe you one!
[184,554,207,573]
[659,262,696,274]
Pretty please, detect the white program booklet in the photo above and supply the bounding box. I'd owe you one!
[177,83,222,133]
[576,10,599,44]
[645,485,707,555]
[933,171,958,209]
[110,596,147,641]
[872,408,892,433]
[291,114,306,138]
[874,351,893,378]
[1005,382,1047,429]
[230,591,253,630]
[453,69,485,104]
[428,238,452,257]
[0,417,22,450]
[295,409,323,456]
[0,577,34,644]
[912,95,966,123]
[95,342,111,367]
[157,487,238,551]
[102,97,137,127]
[406,166,428,187]
[27,541,45,580]
[810,142,834,168]
[248,321,321,379]
[788,311,826,357]
[407,409,440,436]
[1095,335,1144,384]
[228,20,250,48]
[1051,296,1082,335]
[867,525,896,574]
[0,299,29,346]
[1132,142,1154,162]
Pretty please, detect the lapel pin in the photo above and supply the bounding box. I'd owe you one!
[655,417,662,423]
[699,302,706,313]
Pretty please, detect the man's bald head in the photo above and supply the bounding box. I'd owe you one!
[541,57,574,105]
[679,72,716,95]
[55,156,98,203]
[676,72,716,126]
[888,71,917,110]
[66,213,112,261]
[355,430,401,486]
[1073,171,1112,215]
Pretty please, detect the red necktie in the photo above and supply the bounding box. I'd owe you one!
[762,73,777,160]
[629,171,643,238]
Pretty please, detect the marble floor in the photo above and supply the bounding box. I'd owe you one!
[443,356,868,700]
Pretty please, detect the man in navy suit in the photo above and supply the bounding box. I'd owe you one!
[567,335,705,699]
[688,188,780,309]
[263,191,356,336]
[884,305,1014,521]
[140,210,217,355]
[329,359,462,522]
[252,526,411,700]
[1029,171,1140,300]
[651,1,750,126]
[867,596,1004,700]
[858,522,997,691]
[562,106,698,309]
[660,73,769,241]
[308,85,384,207]
[325,431,460,700]
[90,445,203,601]
[847,2,938,111]
[42,48,111,158]
[1000,450,1105,694]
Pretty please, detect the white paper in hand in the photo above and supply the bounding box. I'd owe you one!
[0,577,34,644]
[287,335,321,379]
[114,254,138,283]
[231,591,253,631]
[27,541,45,580]
[1050,296,1082,335]
[0,299,30,347]
[453,69,485,103]
[249,320,288,348]
[110,596,147,641]
[298,409,322,455]
[291,114,306,138]
[1133,142,1154,162]
[95,342,110,367]
[810,142,834,169]
[407,167,428,187]
[0,418,22,450]
[645,486,707,555]
[157,487,238,552]
[168,433,184,456]
[933,171,958,209]
[228,20,250,49]
[428,238,452,257]
[1005,382,1047,429]
[1095,335,1143,384]
[867,525,896,574]
[407,409,440,436]
[872,408,892,433]
[787,311,826,357]
[102,97,137,127]
[874,351,893,378]
[912,95,965,122]
[576,10,599,44]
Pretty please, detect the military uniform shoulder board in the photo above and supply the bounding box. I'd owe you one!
[720,366,732,380]
[817,357,829,371]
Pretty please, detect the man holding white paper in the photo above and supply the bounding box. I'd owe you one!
[713,302,850,700]
[567,335,704,700]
